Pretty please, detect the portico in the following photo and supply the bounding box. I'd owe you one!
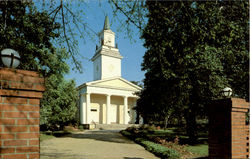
[79,93,136,124]
[78,77,140,125]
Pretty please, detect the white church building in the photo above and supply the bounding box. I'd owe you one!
[77,16,141,126]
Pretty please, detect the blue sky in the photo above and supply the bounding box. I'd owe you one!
[62,1,146,86]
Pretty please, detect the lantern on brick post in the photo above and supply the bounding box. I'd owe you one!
[1,48,20,68]
[222,87,232,98]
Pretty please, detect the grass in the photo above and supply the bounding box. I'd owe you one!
[40,129,76,141]
[185,144,208,156]
[40,133,55,142]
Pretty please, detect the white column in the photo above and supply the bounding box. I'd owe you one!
[86,93,91,124]
[79,94,85,124]
[106,94,111,124]
[123,96,128,124]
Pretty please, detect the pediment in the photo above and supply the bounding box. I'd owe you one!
[86,77,141,91]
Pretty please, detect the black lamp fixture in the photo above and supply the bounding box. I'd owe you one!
[1,48,20,68]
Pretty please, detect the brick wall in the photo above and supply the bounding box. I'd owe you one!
[231,98,249,159]
[246,125,250,158]
[0,68,44,159]
[209,98,250,159]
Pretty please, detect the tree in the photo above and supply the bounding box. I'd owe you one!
[40,74,78,130]
[137,0,248,142]
[39,0,95,72]
[130,81,143,88]
[0,1,68,75]
[109,0,147,38]
[0,1,78,130]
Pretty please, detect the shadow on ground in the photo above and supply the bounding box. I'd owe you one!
[41,148,86,159]
[65,130,134,144]
[123,157,144,159]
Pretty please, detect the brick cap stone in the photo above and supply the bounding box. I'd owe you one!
[0,68,41,77]
[0,68,45,98]
[209,97,250,110]
[231,98,250,109]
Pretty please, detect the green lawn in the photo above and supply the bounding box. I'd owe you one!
[185,144,208,156]
[40,130,73,141]
[40,133,55,142]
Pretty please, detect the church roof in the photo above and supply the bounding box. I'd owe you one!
[103,15,110,30]
[91,47,123,61]
[77,77,142,92]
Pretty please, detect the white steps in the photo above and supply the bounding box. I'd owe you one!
[90,124,140,130]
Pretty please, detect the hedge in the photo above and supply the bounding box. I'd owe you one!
[121,130,180,159]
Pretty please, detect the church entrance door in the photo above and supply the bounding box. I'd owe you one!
[110,105,117,123]
[90,108,99,123]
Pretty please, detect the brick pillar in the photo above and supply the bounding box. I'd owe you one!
[246,124,250,158]
[208,98,250,159]
[0,68,45,159]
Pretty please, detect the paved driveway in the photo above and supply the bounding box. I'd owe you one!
[40,130,159,159]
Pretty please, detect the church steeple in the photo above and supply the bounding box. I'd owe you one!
[98,15,115,47]
[103,15,110,30]
[91,16,123,81]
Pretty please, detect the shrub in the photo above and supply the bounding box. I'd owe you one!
[139,124,148,130]
[78,125,84,130]
[135,138,180,159]
[121,130,132,137]
[126,126,136,132]
[147,125,156,133]
[121,130,180,158]
[139,124,156,133]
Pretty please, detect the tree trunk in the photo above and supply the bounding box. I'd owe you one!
[185,109,198,144]
[164,116,169,129]
[164,109,173,129]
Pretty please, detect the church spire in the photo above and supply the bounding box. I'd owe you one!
[103,15,110,30]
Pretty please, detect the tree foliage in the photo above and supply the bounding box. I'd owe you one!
[0,1,69,76]
[109,0,147,39]
[39,0,98,72]
[40,74,78,130]
[130,80,143,88]
[136,0,249,141]
[0,1,78,130]
[0,0,101,72]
